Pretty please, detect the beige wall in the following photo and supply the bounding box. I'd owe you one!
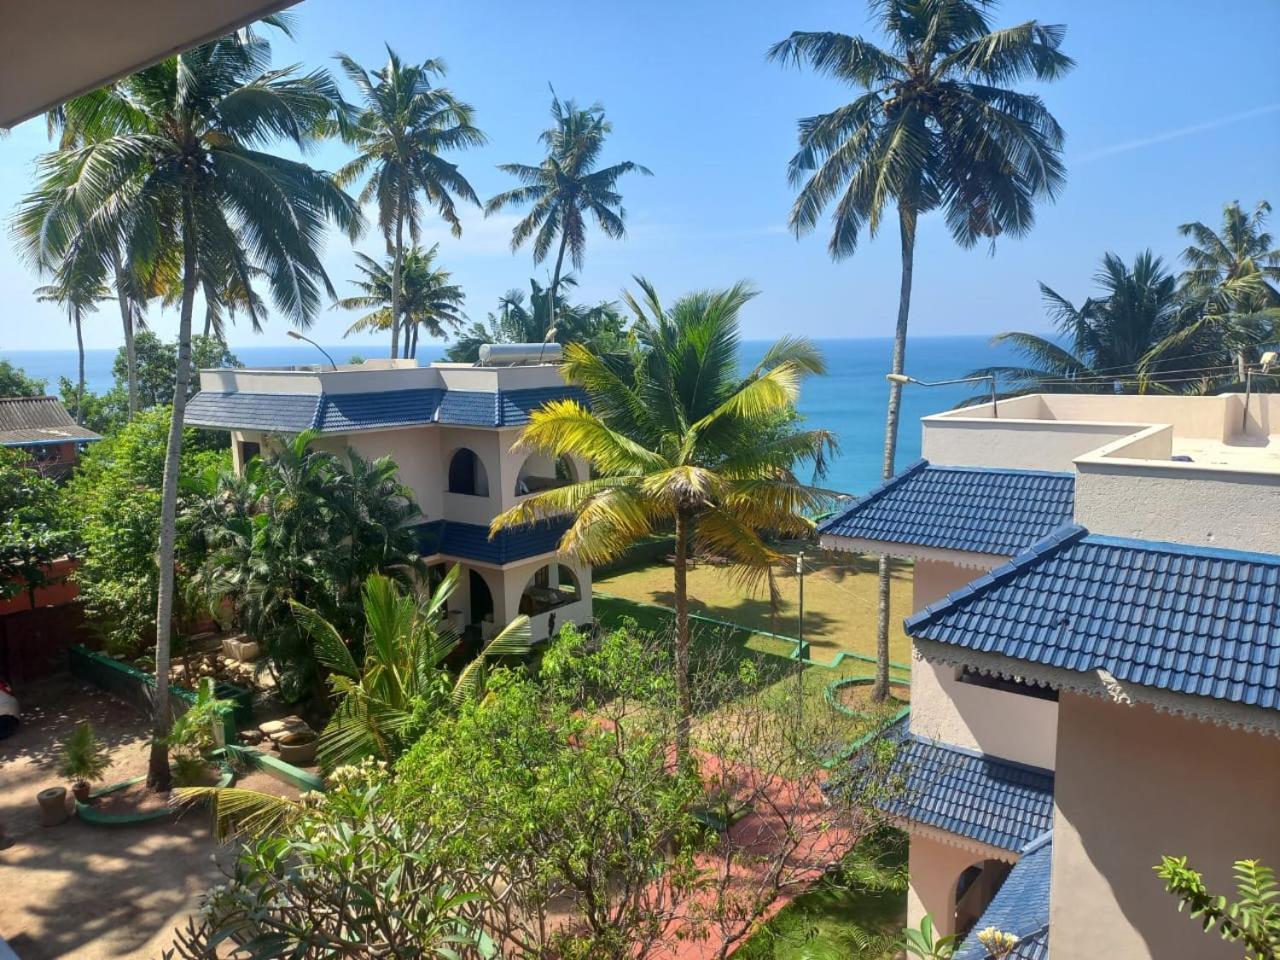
[344,426,444,520]
[1050,694,1280,960]
[921,419,1138,472]
[907,832,995,935]
[909,654,1058,770]
[911,558,990,610]
[499,556,594,642]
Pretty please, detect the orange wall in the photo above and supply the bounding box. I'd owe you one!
[0,558,80,616]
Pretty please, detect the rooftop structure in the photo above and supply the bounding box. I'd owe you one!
[0,395,101,478]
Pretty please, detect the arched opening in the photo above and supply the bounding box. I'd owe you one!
[448,447,489,496]
[468,569,494,628]
[515,453,578,496]
[954,859,1012,938]
[518,563,581,616]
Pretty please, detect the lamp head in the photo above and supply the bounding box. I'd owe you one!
[287,330,303,341]
[1261,351,1277,372]
[885,373,913,385]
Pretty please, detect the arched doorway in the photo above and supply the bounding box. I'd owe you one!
[448,448,489,496]
[954,859,1012,938]
[518,563,581,616]
[469,569,494,627]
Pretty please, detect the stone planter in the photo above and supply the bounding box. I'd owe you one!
[38,786,68,826]
[221,636,260,662]
[276,731,318,766]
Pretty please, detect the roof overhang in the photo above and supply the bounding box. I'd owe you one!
[916,639,1280,739]
[819,534,1007,570]
[0,0,300,129]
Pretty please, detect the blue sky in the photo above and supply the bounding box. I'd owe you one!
[0,0,1276,351]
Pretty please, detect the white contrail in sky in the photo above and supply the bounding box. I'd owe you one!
[1074,102,1280,164]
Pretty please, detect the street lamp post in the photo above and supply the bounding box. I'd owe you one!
[286,330,338,370]
[886,371,999,418]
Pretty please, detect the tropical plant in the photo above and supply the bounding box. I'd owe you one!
[1148,200,1280,382]
[1156,856,1280,960]
[903,915,960,959]
[485,90,650,329]
[974,251,1200,395]
[290,568,531,771]
[191,432,425,705]
[16,28,362,790]
[0,361,46,397]
[770,0,1072,701]
[0,447,75,609]
[336,244,466,358]
[491,278,834,755]
[335,47,485,359]
[444,275,629,362]
[33,250,110,423]
[58,721,111,798]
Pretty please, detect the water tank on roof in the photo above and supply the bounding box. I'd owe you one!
[478,342,563,365]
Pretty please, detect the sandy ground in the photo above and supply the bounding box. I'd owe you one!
[0,675,294,960]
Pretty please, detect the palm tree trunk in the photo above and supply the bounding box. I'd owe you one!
[1237,349,1248,384]
[112,248,138,418]
[148,190,198,792]
[673,508,692,761]
[873,207,917,703]
[409,321,419,360]
[548,228,570,336]
[390,203,405,360]
[73,306,85,425]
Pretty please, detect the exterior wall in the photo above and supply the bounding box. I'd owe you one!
[922,418,1138,471]
[911,558,989,610]
[499,556,593,642]
[1050,694,1280,960]
[908,654,1058,770]
[439,426,506,525]
[1074,458,1280,551]
[343,426,444,521]
[906,832,991,936]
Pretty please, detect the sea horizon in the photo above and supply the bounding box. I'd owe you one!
[2,333,1027,496]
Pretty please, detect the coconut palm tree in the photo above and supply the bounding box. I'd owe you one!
[491,278,834,756]
[337,245,466,358]
[335,48,485,360]
[769,0,1073,701]
[16,32,362,791]
[485,91,650,329]
[973,251,1198,395]
[34,248,109,423]
[1149,201,1280,382]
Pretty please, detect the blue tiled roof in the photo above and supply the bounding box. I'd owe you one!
[956,833,1053,960]
[186,391,320,432]
[907,525,1280,712]
[315,389,442,432]
[416,516,571,565]
[186,386,587,433]
[880,736,1055,852]
[819,460,1075,557]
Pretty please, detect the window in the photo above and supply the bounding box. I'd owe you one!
[448,448,489,496]
[239,440,261,465]
[955,666,1058,702]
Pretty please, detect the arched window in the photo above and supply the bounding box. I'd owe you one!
[519,563,581,615]
[448,447,489,496]
[515,453,578,496]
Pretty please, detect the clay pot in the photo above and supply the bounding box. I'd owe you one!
[276,731,318,766]
[38,786,69,827]
[72,781,91,804]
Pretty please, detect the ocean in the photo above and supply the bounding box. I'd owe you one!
[1,335,1021,497]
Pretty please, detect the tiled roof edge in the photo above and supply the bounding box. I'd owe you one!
[904,523,1089,636]
[1083,532,1280,567]
[904,734,1056,780]
[817,459,929,534]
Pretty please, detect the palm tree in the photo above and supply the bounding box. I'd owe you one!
[335,48,485,360]
[1153,201,1280,381]
[769,0,1072,701]
[293,568,531,771]
[974,251,1195,395]
[337,245,466,358]
[491,278,834,756]
[485,91,650,329]
[445,275,628,362]
[17,33,362,791]
[34,248,109,423]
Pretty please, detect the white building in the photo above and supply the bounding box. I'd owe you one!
[187,355,593,645]
[822,392,1280,960]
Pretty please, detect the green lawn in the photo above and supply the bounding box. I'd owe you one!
[736,827,909,959]
[594,547,915,669]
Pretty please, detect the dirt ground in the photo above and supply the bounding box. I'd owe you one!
[0,675,295,960]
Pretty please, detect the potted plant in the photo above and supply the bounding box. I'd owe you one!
[58,721,111,804]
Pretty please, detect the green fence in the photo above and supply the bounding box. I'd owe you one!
[68,644,247,741]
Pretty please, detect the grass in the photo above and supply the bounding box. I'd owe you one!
[735,827,909,960]
[594,546,915,668]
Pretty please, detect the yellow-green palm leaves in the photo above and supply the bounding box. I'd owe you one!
[492,278,834,749]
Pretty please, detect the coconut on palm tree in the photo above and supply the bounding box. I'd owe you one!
[973,251,1196,395]
[491,278,834,755]
[337,245,466,358]
[335,47,485,359]
[1148,201,1280,382]
[769,0,1072,701]
[17,32,362,791]
[485,90,650,329]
